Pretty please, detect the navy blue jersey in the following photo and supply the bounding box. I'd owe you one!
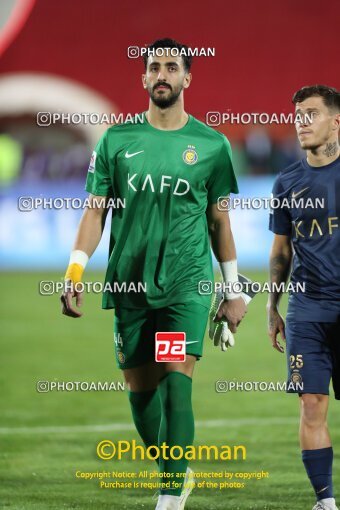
[269,156,340,322]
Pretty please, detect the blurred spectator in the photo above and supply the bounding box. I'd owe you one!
[231,142,249,176]
[0,117,91,185]
[272,136,304,171]
[0,134,22,186]
[0,117,308,184]
[244,128,272,175]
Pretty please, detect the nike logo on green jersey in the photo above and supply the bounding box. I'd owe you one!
[125,150,144,158]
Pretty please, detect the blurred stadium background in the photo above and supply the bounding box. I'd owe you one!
[1,1,339,509]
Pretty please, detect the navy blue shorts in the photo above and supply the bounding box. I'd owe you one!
[286,319,340,399]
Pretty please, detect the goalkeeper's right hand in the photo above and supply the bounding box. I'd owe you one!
[60,250,88,318]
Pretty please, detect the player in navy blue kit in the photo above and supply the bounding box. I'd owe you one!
[267,85,340,510]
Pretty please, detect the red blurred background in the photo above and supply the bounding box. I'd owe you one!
[1,0,339,125]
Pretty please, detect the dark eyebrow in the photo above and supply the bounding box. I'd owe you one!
[295,107,319,113]
[148,61,179,67]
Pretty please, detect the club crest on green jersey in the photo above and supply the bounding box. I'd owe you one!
[182,145,198,165]
[117,351,126,364]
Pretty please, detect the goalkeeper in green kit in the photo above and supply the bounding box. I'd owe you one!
[61,38,247,510]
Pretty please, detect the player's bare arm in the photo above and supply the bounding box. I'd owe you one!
[61,194,109,318]
[267,234,292,353]
[206,202,247,333]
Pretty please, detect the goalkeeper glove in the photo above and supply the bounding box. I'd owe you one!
[209,274,256,352]
[209,290,235,351]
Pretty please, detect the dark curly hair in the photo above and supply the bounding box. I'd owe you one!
[292,85,340,112]
[143,38,192,72]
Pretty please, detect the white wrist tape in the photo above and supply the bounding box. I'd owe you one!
[69,250,89,268]
[219,259,240,300]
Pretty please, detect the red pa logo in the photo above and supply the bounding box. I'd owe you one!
[155,332,186,362]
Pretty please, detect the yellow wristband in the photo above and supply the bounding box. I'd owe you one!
[64,263,84,284]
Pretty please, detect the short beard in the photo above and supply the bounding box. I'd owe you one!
[299,137,323,151]
[148,85,182,110]
[300,142,318,151]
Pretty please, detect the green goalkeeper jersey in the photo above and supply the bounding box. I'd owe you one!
[85,113,238,309]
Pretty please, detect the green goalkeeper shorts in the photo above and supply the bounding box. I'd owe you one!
[113,302,210,369]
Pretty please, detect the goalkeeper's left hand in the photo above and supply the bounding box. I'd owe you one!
[209,290,248,351]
